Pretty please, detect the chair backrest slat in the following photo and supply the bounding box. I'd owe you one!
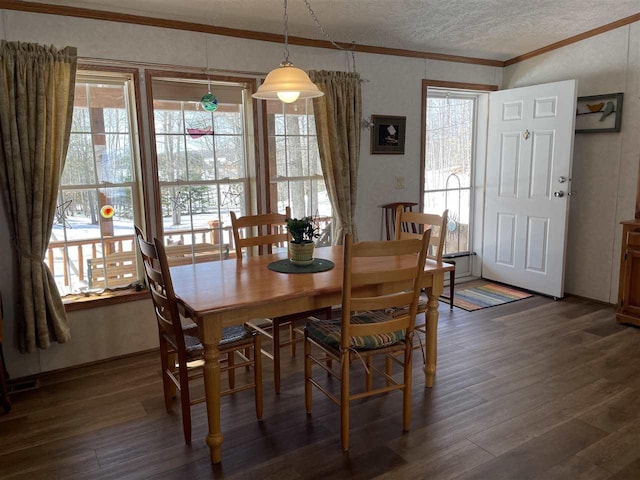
[350,291,415,313]
[340,231,431,348]
[135,226,186,351]
[351,266,418,287]
[394,207,448,261]
[352,237,424,257]
[231,207,291,263]
[350,316,410,338]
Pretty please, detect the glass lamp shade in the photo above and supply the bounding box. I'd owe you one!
[252,62,324,103]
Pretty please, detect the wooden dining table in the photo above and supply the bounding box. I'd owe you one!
[171,245,454,464]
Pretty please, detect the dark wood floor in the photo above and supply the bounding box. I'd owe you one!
[2,295,640,479]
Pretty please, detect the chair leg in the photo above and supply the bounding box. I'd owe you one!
[289,322,296,357]
[365,356,372,392]
[304,332,312,414]
[449,268,455,310]
[273,319,282,394]
[178,357,192,445]
[168,352,178,399]
[228,351,235,390]
[244,347,251,371]
[340,350,350,452]
[402,342,413,432]
[159,337,173,412]
[253,335,263,420]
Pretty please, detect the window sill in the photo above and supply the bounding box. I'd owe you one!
[63,289,150,312]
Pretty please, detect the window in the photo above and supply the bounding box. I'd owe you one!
[424,91,476,255]
[265,99,332,245]
[46,72,143,295]
[150,76,255,259]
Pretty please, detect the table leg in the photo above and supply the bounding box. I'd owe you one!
[201,318,224,463]
[424,273,444,388]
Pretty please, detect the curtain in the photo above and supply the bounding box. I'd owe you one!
[309,71,362,244]
[0,41,77,352]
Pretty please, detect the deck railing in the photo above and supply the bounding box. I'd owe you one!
[45,217,332,291]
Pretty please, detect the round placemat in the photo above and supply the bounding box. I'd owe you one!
[268,258,335,274]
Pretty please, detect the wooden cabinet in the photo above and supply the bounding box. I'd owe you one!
[617,220,640,326]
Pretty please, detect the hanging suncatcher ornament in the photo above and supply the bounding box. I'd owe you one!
[201,91,218,111]
[201,79,218,111]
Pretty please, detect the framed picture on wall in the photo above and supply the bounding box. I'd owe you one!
[575,92,623,133]
[371,115,406,154]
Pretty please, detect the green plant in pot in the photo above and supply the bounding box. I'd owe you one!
[286,216,318,265]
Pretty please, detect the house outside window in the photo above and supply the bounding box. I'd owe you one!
[265,99,332,245]
[149,76,256,259]
[424,91,476,255]
[46,71,143,295]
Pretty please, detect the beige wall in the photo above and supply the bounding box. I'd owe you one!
[0,9,502,378]
[503,23,640,303]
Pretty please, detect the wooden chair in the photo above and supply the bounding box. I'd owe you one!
[395,206,454,312]
[230,209,331,394]
[134,226,262,445]
[381,201,418,240]
[304,231,431,451]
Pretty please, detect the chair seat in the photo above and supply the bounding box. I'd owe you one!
[306,310,406,350]
[172,324,256,360]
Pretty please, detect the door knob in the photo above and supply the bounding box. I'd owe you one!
[553,191,565,198]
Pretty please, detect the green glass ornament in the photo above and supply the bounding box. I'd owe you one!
[201,92,218,112]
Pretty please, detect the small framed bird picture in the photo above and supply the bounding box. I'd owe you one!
[371,115,406,154]
[576,93,623,133]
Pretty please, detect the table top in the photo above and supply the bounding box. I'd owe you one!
[171,246,454,319]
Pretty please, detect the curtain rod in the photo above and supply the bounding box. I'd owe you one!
[79,56,369,82]
[79,56,268,77]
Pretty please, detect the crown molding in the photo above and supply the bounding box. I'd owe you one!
[0,0,503,67]
[2,1,639,69]
[505,12,640,66]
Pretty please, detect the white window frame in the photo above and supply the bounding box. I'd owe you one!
[47,71,144,296]
[149,75,256,257]
[266,99,332,245]
[424,88,480,262]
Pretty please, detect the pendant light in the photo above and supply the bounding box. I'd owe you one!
[252,0,324,104]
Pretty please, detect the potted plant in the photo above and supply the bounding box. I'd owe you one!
[286,216,319,265]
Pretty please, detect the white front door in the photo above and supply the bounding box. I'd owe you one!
[482,79,577,298]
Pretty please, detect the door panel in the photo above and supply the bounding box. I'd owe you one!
[483,79,577,297]
[496,213,516,266]
[525,216,547,272]
[499,133,520,197]
[529,131,554,198]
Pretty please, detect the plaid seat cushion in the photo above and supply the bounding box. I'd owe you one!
[219,325,256,347]
[386,294,427,318]
[306,310,405,350]
[172,324,255,359]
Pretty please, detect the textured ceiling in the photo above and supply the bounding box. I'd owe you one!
[20,0,640,60]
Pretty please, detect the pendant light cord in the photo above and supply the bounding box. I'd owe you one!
[303,0,357,72]
[283,0,290,63]
[204,31,211,91]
